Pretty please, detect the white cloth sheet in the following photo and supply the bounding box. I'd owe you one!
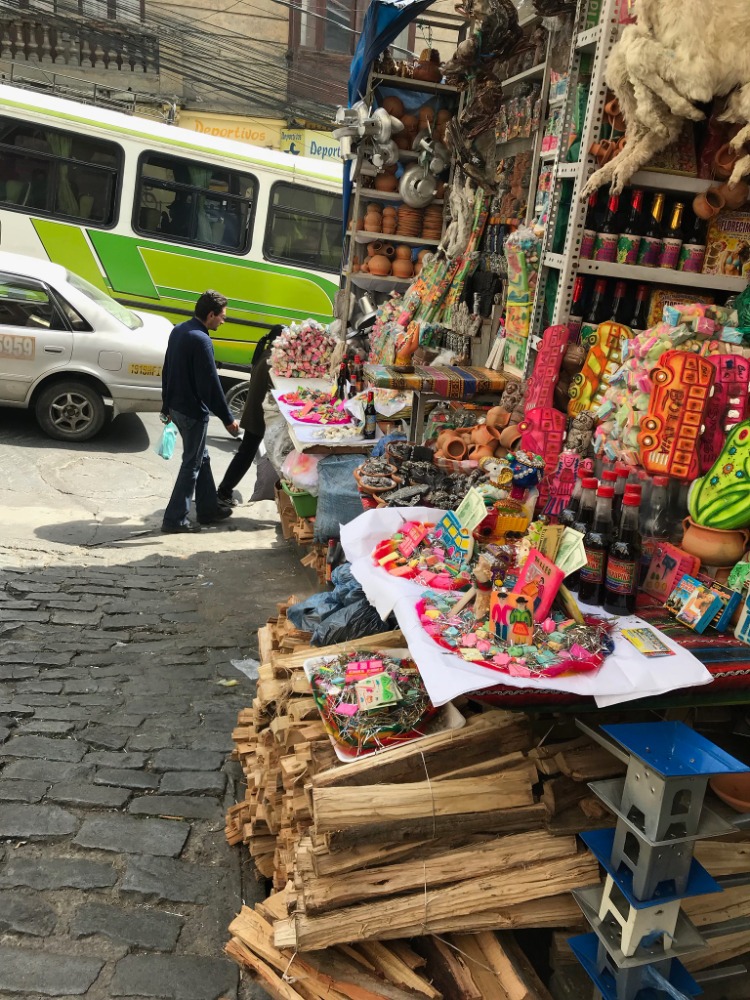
[340,508,714,709]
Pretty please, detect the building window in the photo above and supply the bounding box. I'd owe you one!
[0,117,121,226]
[264,182,342,273]
[134,152,257,254]
[296,0,365,56]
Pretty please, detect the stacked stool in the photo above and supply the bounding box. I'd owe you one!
[569,721,749,1000]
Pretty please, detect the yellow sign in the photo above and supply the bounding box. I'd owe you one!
[129,363,162,377]
[179,112,284,149]
[280,128,340,162]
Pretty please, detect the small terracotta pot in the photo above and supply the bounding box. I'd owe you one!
[392,259,414,278]
[364,212,382,231]
[470,444,495,462]
[485,405,510,430]
[714,143,740,180]
[383,244,396,259]
[382,96,404,118]
[368,240,384,258]
[716,180,750,210]
[395,245,411,260]
[471,424,496,448]
[417,249,431,262]
[441,433,467,461]
[413,61,441,83]
[375,173,399,193]
[681,517,750,567]
[436,430,455,452]
[360,258,370,273]
[497,424,522,451]
[369,254,391,276]
[352,261,360,273]
[693,188,726,220]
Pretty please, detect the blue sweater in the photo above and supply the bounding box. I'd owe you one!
[161,318,234,425]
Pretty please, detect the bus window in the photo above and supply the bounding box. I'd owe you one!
[264,182,342,273]
[0,117,121,226]
[135,152,256,254]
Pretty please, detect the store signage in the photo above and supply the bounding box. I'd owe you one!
[281,128,340,162]
[178,112,284,149]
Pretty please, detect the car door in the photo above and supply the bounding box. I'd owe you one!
[0,273,73,403]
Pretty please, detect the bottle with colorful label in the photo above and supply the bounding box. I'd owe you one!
[580,194,600,260]
[616,188,644,264]
[678,212,707,273]
[636,192,665,267]
[578,484,614,606]
[593,194,620,263]
[659,202,684,269]
[604,494,642,614]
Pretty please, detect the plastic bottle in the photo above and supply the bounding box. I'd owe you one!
[640,475,669,584]
[569,478,600,594]
[604,493,642,614]
[578,484,614,606]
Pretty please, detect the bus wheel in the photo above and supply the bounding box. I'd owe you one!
[226,381,250,421]
[35,380,108,441]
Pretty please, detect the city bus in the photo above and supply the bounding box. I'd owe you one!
[0,84,343,384]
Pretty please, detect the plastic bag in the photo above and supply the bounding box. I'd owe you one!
[281,451,321,496]
[311,598,396,647]
[263,392,295,473]
[155,421,178,460]
[249,454,278,502]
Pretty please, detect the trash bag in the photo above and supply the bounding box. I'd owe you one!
[155,421,178,460]
[311,598,396,647]
[313,454,365,542]
[287,590,341,631]
[249,454,278,502]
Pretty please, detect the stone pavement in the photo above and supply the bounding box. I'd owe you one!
[0,537,309,1000]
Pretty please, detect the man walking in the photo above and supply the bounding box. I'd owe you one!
[161,290,240,534]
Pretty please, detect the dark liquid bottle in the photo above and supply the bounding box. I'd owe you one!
[617,188,644,264]
[611,463,631,526]
[659,202,685,269]
[678,212,707,273]
[568,276,587,341]
[610,281,628,324]
[640,475,669,584]
[568,477,599,592]
[578,484,614,606]
[636,192,665,267]
[560,466,588,528]
[363,390,377,440]
[580,278,609,345]
[580,194,601,260]
[352,354,364,394]
[593,194,620,263]
[604,494,642,614]
[625,283,650,334]
[336,362,348,401]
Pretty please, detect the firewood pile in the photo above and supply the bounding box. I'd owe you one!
[226,605,750,998]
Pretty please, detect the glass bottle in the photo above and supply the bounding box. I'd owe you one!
[336,362,348,401]
[351,354,364,394]
[617,188,644,264]
[659,202,685,269]
[569,477,600,592]
[560,466,588,528]
[640,474,669,584]
[610,282,628,324]
[604,494,642,614]
[578,484,614,606]
[625,283,651,333]
[580,194,601,260]
[363,390,377,439]
[612,463,630,525]
[569,276,587,341]
[580,279,609,345]
[678,213,707,273]
[593,194,621,263]
[636,192,665,267]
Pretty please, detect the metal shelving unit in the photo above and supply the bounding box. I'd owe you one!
[525,0,744,368]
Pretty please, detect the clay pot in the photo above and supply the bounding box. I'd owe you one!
[360,258,370,273]
[364,213,382,232]
[392,259,414,278]
[395,134,411,150]
[417,248,431,262]
[418,105,435,128]
[485,405,510,430]
[471,423,496,448]
[497,424,522,451]
[693,188,726,221]
[441,433,467,461]
[382,96,404,118]
[352,261,360,273]
[436,430,455,452]
[368,254,391,276]
[413,61,442,83]
[681,517,750,567]
[714,143,740,180]
[436,109,452,125]
[716,180,750,210]
[367,240,384,257]
[401,113,418,135]
[414,262,422,276]
[382,243,396,259]
[375,173,399,193]
[470,444,496,462]
[395,245,412,260]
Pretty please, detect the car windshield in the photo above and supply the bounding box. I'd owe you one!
[65,271,143,330]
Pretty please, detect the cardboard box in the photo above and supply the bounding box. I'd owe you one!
[702,211,750,281]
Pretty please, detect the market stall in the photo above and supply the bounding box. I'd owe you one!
[226,0,750,996]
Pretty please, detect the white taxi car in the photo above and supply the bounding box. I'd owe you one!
[0,251,172,441]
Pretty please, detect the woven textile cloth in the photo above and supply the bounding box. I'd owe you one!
[365,364,507,398]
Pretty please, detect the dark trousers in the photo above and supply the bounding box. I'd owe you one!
[218,431,263,497]
[163,410,218,527]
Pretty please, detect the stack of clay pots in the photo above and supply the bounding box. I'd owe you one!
[392,246,414,279]
[374,165,399,193]
[433,407,521,464]
[397,204,423,237]
[381,205,397,234]
[422,204,443,240]
[363,203,383,233]
[365,240,396,277]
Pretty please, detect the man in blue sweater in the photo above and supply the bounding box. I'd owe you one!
[161,290,240,533]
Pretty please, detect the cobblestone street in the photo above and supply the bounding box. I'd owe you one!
[0,410,309,999]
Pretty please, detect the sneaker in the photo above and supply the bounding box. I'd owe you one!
[198,508,233,525]
[217,491,239,510]
[161,522,201,534]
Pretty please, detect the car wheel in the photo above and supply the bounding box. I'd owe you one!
[35,380,108,441]
[226,381,250,421]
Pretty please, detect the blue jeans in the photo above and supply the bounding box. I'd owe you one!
[163,410,219,527]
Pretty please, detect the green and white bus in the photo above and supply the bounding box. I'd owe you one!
[0,84,343,373]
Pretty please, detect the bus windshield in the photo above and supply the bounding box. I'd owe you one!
[66,271,143,330]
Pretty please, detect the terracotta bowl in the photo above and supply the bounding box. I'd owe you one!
[710,773,750,812]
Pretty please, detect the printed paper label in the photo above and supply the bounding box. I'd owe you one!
[580,548,605,584]
[606,556,639,595]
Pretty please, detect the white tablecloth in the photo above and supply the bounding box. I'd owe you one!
[341,508,714,708]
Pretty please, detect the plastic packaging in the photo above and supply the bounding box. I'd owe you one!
[280,451,321,496]
[155,421,178,460]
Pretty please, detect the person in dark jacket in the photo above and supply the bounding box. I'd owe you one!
[217,324,282,509]
[161,290,240,533]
